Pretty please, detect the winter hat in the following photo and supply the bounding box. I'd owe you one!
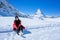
[15,16,18,18]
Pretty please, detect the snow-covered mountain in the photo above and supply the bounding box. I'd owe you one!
[34,9,44,18]
[0,0,60,19]
[0,0,45,18]
[29,9,45,20]
[0,0,16,16]
[0,0,29,17]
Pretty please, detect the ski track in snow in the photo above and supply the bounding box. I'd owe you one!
[0,17,60,40]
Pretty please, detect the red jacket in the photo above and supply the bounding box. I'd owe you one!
[13,19,25,30]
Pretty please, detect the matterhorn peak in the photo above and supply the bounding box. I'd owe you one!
[36,9,41,15]
[34,9,43,18]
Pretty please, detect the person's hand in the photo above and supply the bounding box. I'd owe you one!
[19,24,21,27]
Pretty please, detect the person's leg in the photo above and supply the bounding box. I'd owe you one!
[16,25,23,35]
[20,25,23,32]
[17,27,20,35]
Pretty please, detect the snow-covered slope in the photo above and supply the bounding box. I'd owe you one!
[0,17,60,40]
[0,0,29,17]
[0,0,15,16]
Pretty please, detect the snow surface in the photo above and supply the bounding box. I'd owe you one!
[0,17,60,40]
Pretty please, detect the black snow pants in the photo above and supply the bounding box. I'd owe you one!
[17,25,23,34]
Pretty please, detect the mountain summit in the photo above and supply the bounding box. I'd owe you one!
[35,9,43,18]
[32,9,44,19]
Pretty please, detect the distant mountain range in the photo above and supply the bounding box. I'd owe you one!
[0,0,60,19]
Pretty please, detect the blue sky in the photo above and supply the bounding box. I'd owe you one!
[8,0,60,16]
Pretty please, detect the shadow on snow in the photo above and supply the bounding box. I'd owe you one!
[0,30,13,33]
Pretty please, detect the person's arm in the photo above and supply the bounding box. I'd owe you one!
[13,21,17,30]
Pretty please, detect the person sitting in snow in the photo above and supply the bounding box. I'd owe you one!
[13,16,25,35]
